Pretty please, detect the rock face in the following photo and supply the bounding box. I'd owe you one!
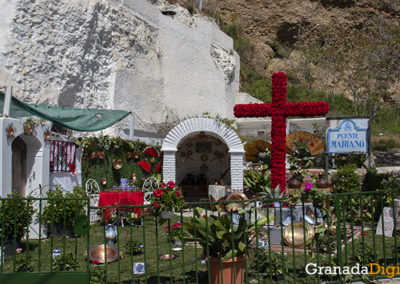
[203,0,400,76]
[0,0,240,142]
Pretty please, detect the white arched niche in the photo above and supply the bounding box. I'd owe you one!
[161,118,245,192]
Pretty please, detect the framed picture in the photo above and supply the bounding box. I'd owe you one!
[133,262,145,274]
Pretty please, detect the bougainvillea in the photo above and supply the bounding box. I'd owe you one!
[234,72,329,193]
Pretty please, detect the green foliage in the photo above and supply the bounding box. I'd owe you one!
[15,249,34,272]
[79,135,162,190]
[381,171,400,191]
[52,252,78,271]
[353,241,375,265]
[90,266,106,284]
[150,182,184,217]
[363,167,385,191]
[0,191,36,239]
[183,207,271,260]
[372,137,399,151]
[333,164,362,193]
[124,240,143,256]
[185,2,195,14]
[332,153,368,168]
[243,166,272,196]
[41,186,86,226]
[256,250,287,277]
[222,23,254,61]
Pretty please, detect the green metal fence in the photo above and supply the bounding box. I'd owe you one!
[1,190,400,283]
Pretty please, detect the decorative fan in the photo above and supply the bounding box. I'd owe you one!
[286,131,325,156]
[244,140,272,162]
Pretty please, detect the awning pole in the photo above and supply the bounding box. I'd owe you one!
[3,86,12,116]
[129,112,135,140]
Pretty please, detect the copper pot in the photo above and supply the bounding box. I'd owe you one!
[133,151,140,160]
[126,152,134,160]
[97,152,105,160]
[24,125,34,135]
[90,152,97,160]
[6,126,14,137]
[101,177,107,186]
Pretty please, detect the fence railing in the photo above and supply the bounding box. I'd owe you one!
[1,190,400,283]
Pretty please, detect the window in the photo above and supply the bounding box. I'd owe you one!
[50,141,76,172]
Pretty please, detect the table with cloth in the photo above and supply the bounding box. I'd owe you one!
[98,191,144,222]
[208,185,227,202]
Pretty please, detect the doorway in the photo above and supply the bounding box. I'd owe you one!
[12,137,27,196]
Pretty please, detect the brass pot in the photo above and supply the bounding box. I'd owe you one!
[283,222,314,248]
[44,130,51,140]
[112,158,123,170]
[101,177,107,186]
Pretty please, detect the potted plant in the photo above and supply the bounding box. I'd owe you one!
[0,191,35,255]
[150,181,184,221]
[183,207,272,284]
[243,165,272,198]
[41,186,86,238]
[52,252,79,271]
[15,248,34,272]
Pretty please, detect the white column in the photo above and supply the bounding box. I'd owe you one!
[230,152,244,192]
[162,151,176,184]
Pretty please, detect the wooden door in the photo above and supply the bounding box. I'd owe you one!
[12,137,27,196]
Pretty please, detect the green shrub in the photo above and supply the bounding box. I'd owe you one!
[185,2,195,14]
[0,191,35,239]
[363,167,385,191]
[41,186,86,226]
[243,166,271,196]
[333,164,362,193]
[52,252,78,271]
[372,138,398,151]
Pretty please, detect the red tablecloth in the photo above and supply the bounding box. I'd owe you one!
[98,191,144,222]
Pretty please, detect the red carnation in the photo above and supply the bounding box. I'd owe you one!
[167,181,176,189]
[144,147,159,157]
[138,160,151,173]
[172,222,181,229]
[175,190,181,198]
[69,163,76,173]
[156,162,162,172]
[203,215,206,219]
[154,202,160,208]
[153,189,163,197]
[165,226,169,232]
[161,183,166,188]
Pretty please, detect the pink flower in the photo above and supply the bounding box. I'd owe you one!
[160,183,166,189]
[304,182,313,192]
[165,226,169,232]
[16,248,22,254]
[153,189,163,197]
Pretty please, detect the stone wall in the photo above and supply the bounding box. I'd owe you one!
[0,0,239,141]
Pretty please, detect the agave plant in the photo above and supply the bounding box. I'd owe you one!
[244,165,272,196]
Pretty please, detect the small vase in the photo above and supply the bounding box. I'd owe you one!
[105,224,117,244]
[160,210,175,219]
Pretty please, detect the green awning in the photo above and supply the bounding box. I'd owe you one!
[0,91,131,132]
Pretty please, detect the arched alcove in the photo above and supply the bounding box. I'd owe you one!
[161,118,244,193]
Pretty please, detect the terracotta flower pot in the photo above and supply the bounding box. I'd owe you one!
[208,255,245,284]
[24,125,34,135]
[126,152,134,160]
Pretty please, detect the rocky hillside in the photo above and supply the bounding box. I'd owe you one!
[202,0,400,77]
